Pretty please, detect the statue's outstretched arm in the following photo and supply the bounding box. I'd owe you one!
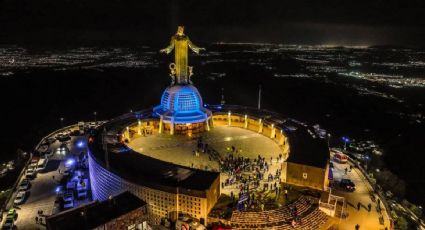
[188,40,205,54]
[160,38,175,54]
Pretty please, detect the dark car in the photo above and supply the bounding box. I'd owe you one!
[340,179,356,192]
[70,130,82,136]
[56,133,71,142]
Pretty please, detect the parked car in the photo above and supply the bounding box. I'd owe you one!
[64,191,74,202]
[2,218,14,230]
[333,152,348,163]
[340,179,356,192]
[77,189,87,199]
[19,179,31,190]
[63,199,74,209]
[14,191,27,205]
[66,181,76,191]
[47,137,57,144]
[56,133,71,142]
[36,158,48,171]
[25,167,37,179]
[30,159,38,168]
[70,130,82,136]
[6,161,14,170]
[0,168,8,177]
[6,209,17,220]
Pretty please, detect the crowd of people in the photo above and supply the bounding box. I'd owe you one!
[214,144,285,211]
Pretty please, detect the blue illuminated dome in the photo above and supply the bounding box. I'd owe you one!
[153,85,211,124]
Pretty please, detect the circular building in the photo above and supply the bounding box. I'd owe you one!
[87,29,330,227]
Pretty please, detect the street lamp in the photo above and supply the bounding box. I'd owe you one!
[60,117,64,128]
[364,154,370,171]
[341,136,350,150]
[93,111,97,122]
[327,133,331,148]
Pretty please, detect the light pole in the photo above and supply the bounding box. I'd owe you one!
[220,88,225,105]
[93,111,97,122]
[60,117,64,128]
[342,136,350,150]
[364,154,370,171]
[327,133,331,148]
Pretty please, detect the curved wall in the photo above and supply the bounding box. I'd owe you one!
[88,150,215,225]
[88,150,127,201]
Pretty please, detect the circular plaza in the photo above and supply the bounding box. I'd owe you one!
[126,125,285,172]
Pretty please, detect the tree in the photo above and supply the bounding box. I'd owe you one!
[395,216,409,230]
[410,204,423,218]
[375,169,406,198]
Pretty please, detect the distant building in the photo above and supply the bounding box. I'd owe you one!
[46,191,149,230]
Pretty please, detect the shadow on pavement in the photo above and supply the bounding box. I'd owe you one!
[40,160,61,173]
[346,201,355,208]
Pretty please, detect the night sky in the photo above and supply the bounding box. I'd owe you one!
[1,0,425,46]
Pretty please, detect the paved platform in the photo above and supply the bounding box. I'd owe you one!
[127,126,283,170]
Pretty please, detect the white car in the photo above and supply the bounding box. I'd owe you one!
[30,158,39,168]
[25,167,37,178]
[0,168,8,177]
[77,189,87,199]
[63,200,74,209]
[64,191,74,202]
[19,179,31,190]
[14,191,26,205]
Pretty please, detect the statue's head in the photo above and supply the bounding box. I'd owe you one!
[176,26,184,36]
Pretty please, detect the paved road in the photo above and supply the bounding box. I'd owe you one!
[331,156,391,230]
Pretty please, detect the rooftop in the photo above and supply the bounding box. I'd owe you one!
[285,128,329,168]
[46,191,147,230]
[153,84,211,124]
